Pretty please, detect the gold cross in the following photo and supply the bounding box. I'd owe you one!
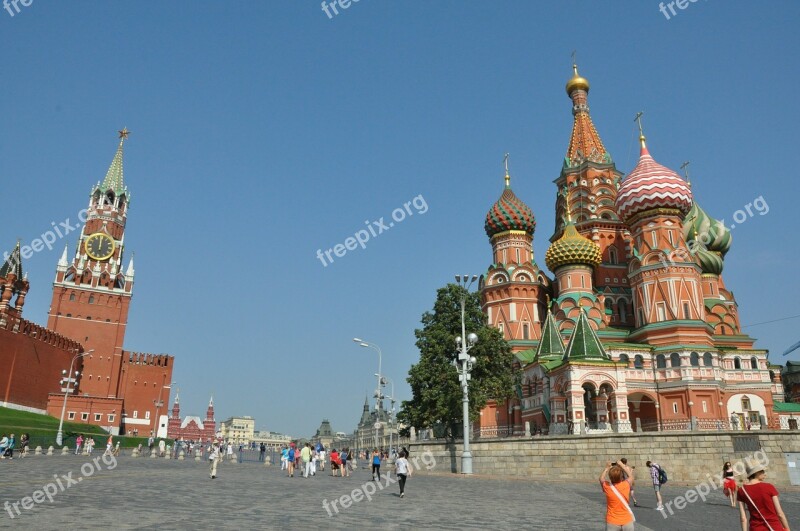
[634,112,644,137]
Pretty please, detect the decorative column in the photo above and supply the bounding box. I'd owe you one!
[593,391,609,430]
[550,394,568,435]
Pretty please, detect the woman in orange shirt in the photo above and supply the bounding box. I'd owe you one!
[599,462,635,531]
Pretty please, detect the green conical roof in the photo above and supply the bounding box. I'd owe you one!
[563,309,609,361]
[535,309,565,361]
[94,130,130,198]
[0,241,22,279]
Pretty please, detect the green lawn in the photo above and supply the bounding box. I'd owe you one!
[0,407,168,449]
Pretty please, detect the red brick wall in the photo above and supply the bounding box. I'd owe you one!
[119,353,174,435]
[0,316,82,410]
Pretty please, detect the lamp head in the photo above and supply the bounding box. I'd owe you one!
[353,338,363,343]
[359,342,369,348]
[62,369,67,376]
[467,333,478,345]
[455,336,462,346]
[469,356,477,365]
[455,275,461,283]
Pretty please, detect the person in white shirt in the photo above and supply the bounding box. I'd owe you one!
[394,450,412,498]
[209,442,221,479]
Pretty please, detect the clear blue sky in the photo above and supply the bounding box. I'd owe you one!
[1,1,798,438]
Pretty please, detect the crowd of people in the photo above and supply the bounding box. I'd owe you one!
[599,457,791,530]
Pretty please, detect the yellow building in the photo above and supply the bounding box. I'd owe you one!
[219,416,255,444]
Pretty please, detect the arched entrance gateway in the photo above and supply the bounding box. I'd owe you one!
[628,392,659,432]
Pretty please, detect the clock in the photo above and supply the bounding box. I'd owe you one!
[85,233,116,261]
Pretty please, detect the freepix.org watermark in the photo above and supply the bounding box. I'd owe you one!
[315,194,428,268]
[2,0,32,18]
[1,208,89,268]
[321,0,362,20]
[658,0,703,21]
[3,453,118,519]
[657,195,768,269]
[660,450,768,519]
[322,451,436,516]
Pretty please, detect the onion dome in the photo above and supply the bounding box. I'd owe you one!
[566,64,590,95]
[683,202,732,257]
[616,136,692,223]
[545,220,602,271]
[485,167,536,238]
[683,202,731,275]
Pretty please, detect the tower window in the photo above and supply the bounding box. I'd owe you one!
[516,248,520,263]
[690,352,699,366]
[522,323,530,340]
[734,357,742,370]
[69,293,76,302]
[672,402,678,414]
[608,247,618,264]
[634,355,644,369]
[683,302,690,319]
[703,352,713,366]
[88,295,94,304]
[670,352,681,367]
[618,299,628,322]
[656,354,667,369]
[750,357,758,370]
[656,303,667,322]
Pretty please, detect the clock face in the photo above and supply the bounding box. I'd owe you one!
[85,233,115,261]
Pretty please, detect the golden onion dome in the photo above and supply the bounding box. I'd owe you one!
[566,64,590,95]
[545,221,602,271]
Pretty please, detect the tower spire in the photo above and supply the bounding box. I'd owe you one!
[99,128,130,195]
[564,62,610,168]
[634,112,648,155]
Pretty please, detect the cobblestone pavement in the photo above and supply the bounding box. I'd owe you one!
[0,455,798,530]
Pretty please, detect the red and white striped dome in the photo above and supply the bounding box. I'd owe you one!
[616,144,692,223]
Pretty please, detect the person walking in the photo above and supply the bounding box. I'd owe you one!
[19,433,29,458]
[301,443,312,478]
[341,447,349,477]
[259,442,266,462]
[372,448,382,481]
[330,449,341,477]
[738,461,790,531]
[646,460,664,511]
[75,434,84,455]
[281,446,289,470]
[619,458,638,507]
[723,461,738,508]
[104,436,114,456]
[319,444,326,472]
[599,462,635,531]
[395,450,411,498]
[287,445,295,477]
[208,441,220,479]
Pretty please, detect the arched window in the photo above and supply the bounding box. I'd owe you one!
[634,355,644,369]
[88,295,94,304]
[670,352,681,367]
[656,354,667,369]
[742,396,751,410]
[734,357,742,370]
[522,322,530,340]
[605,299,613,314]
[619,354,630,366]
[750,357,758,370]
[69,293,76,302]
[703,352,713,367]
[609,247,618,265]
[690,352,699,367]
[618,299,628,322]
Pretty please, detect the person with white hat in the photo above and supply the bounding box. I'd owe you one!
[738,460,790,531]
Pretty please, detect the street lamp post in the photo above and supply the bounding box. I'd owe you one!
[454,274,479,475]
[56,349,94,446]
[353,338,383,411]
[153,381,176,439]
[379,375,396,456]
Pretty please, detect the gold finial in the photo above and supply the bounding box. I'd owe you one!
[565,51,590,95]
[680,161,691,187]
[546,293,551,309]
[634,111,647,151]
[118,127,130,142]
[562,185,573,223]
[503,152,510,187]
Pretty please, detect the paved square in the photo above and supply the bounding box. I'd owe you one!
[1,455,798,529]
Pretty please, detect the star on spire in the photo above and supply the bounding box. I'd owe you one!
[118,127,130,141]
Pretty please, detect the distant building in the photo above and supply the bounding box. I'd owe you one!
[166,394,216,442]
[353,397,400,451]
[252,430,292,449]
[220,416,255,443]
[311,419,335,449]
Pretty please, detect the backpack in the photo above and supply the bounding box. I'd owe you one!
[657,466,668,485]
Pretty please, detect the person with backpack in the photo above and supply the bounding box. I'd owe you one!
[599,462,635,530]
[646,460,666,511]
[287,445,296,477]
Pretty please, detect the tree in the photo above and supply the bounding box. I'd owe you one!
[397,283,519,438]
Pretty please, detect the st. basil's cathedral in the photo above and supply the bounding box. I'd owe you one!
[478,65,791,435]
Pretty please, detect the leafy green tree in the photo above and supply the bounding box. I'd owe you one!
[397,283,519,438]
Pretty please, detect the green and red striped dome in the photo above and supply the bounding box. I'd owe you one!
[485,186,536,237]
